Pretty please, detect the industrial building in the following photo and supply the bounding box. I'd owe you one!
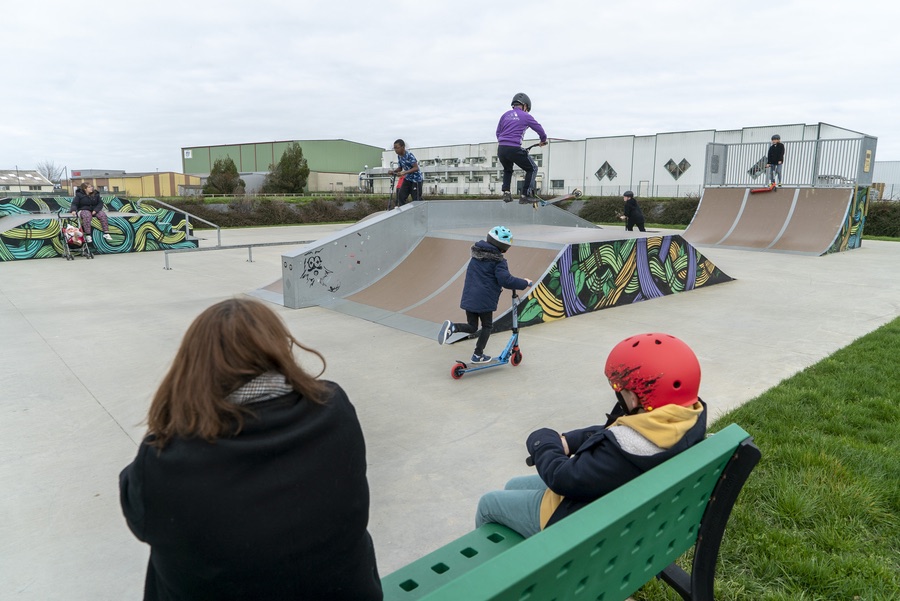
[180,139,383,194]
[366,122,879,198]
[64,169,202,197]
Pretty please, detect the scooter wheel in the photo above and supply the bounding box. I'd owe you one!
[451,362,466,380]
[511,351,523,366]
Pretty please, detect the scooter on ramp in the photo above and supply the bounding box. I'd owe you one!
[450,290,524,379]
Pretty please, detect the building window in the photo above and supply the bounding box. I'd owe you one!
[665,158,691,180]
[551,179,564,188]
[491,156,499,168]
[28,185,41,190]
[113,186,120,192]
[0,185,8,190]
[594,161,617,181]
[532,154,543,167]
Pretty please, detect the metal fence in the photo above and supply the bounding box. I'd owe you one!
[705,137,877,188]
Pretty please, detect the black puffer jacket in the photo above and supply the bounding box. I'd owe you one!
[526,400,708,528]
[72,188,105,213]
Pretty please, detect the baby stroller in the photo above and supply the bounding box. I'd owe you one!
[57,210,94,260]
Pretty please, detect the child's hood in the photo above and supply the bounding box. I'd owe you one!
[471,240,503,262]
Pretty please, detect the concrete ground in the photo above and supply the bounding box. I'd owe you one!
[1,224,897,599]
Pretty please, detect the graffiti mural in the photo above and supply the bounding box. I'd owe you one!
[0,196,197,261]
[827,186,869,254]
[299,249,341,292]
[495,235,733,331]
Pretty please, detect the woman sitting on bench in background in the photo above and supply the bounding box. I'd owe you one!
[476,332,708,538]
[119,298,383,600]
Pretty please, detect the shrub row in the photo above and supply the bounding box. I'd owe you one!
[865,201,900,237]
[577,196,700,226]
[168,197,390,228]
[162,194,899,238]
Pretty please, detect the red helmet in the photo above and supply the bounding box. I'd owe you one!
[604,333,700,411]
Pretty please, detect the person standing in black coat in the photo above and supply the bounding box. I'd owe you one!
[766,134,785,187]
[119,298,382,601]
[620,190,646,232]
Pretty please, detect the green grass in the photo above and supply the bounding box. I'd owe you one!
[636,316,900,601]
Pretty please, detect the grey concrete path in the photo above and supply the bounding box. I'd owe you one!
[1,224,897,599]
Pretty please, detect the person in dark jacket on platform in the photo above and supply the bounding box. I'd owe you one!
[475,333,708,538]
[437,226,532,363]
[766,134,785,186]
[71,183,111,242]
[620,190,646,232]
[119,298,382,601]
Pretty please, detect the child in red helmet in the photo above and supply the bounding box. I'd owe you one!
[475,333,707,537]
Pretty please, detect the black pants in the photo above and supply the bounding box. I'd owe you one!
[454,311,493,356]
[498,145,537,196]
[626,219,646,232]
[397,180,423,205]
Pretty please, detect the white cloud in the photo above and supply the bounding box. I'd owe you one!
[3,0,899,173]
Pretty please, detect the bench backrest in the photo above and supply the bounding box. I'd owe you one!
[397,424,755,601]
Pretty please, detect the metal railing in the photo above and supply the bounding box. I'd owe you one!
[704,137,877,188]
[137,197,222,247]
[162,239,313,270]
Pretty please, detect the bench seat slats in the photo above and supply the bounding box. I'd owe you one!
[382,423,755,601]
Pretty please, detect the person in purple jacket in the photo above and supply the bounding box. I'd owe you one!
[438,226,532,364]
[496,93,547,204]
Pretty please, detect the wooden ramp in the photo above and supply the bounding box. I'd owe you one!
[683,186,864,255]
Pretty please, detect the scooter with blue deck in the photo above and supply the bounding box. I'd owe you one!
[450,290,523,379]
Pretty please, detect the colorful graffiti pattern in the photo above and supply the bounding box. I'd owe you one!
[827,186,869,254]
[495,235,732,330]
[0,196,197,261]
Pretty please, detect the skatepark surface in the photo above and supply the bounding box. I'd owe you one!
[1,223,898,599]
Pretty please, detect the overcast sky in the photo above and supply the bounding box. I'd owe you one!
[5,0,899,175]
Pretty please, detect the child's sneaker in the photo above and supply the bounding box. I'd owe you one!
[438,320,454,345]
[102,233,112,240]
[471,353,492,364]
[85,235,92,243]
[501,191,512,203]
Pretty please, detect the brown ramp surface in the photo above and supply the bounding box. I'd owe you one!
[683,188,747,245]
[718,190,793,249]
[403,244,560,323]
[346,237,471,312]
[768,188,851,253]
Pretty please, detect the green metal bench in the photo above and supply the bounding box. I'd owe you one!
[382,423,760,601]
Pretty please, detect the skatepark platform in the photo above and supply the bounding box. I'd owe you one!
[258,201,733,339]
[683,186,869,255]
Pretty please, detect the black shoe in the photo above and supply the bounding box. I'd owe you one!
[501,191,512,203]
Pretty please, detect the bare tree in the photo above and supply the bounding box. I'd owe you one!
[35,160,66,183]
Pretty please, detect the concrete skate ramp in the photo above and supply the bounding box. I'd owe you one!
[260,200,733,339]
[684,187,857,255]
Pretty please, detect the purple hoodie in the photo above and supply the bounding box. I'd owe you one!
[496,107,547,147]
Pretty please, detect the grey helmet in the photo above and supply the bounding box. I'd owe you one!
[511,93,532,112]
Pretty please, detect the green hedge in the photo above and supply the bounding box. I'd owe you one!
[865,201,900,237]
[578,196,700,226]
[161,194,899,238]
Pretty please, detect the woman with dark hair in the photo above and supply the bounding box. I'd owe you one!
[71,183,111,242]
[119,298,382,600]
